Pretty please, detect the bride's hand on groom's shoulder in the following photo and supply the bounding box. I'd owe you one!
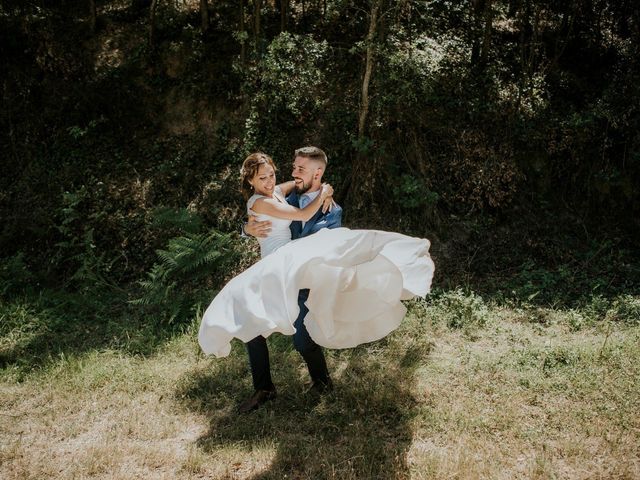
[321,183,333,200]
[320,183,335,213]
[321,196,335,214]
[246,215,272,238]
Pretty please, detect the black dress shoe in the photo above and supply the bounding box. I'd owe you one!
[307,378,334,395]
[237,388,277,414]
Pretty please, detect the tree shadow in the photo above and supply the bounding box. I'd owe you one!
[0,288,181,374]
[177,339,430,479]
[422,204,640,309]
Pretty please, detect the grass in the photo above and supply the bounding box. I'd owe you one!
[1,289,639,479]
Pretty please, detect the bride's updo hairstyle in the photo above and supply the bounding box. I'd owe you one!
[240,152,277,200]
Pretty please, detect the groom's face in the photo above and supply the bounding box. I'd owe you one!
[292,156,322,194]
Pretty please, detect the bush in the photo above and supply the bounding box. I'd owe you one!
[241,32,329,160]
[0,253,34,298]
[0,301,51,367]
[608,295,640,326]
[435,289,490,330]
[566,310,587,332]
[133,208,242,323]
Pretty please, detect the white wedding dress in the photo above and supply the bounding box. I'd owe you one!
[198,192,435,358]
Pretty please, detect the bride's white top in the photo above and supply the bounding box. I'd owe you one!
[247,186,292,258]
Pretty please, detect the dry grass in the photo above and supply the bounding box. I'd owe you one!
[1,295,639,479]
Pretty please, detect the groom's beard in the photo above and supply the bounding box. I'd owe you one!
[294,178,312,194]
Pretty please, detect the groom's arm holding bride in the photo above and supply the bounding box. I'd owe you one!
[299,195,342,234]
[244,192,338,238]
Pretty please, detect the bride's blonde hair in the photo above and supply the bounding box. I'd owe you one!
[240,152,276,200]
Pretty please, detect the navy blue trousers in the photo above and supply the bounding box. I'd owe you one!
[245,289,329,390]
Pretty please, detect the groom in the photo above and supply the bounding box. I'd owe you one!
[239,146,342,413]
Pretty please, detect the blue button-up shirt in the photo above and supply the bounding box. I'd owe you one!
[299,190,321,227]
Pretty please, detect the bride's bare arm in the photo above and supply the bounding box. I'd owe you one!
[276,180,296,196]
[252,184,333,221]
[276,181,334,212]
[277,180,334,213]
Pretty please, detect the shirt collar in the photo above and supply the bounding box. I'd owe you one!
[302,190,321,201]
[300,189,320,208]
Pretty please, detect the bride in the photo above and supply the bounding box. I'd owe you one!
[198,150,435,359]
[240,152,335,259]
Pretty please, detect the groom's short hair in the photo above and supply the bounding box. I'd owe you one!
[295,146,327,167]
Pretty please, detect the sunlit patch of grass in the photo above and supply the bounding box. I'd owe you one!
[403,297,640,479]
[1,292,639,479]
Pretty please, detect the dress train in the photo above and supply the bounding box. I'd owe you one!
[198,227,435,357]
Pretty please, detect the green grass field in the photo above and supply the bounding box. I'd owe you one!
[1,290,639,479]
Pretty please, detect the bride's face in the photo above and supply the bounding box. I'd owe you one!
[251,163,276,196]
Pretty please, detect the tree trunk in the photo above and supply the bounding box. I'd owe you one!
[88,0,97,33]
[516,0,532,111]
[200,0,209,33]
[406,0,412,58]
[349,0,382,209]
[532,5,541,71]
[149,0,159,47]
[280,0,288,32]
[470,0,484,66]
[253,0,262,44]
[479,0,494,67]
[520,0,532,73]
[240,0,246,64]
[357,0,380,141]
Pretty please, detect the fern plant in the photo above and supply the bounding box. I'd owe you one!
[151,206,203,234]
[133,208,241,323]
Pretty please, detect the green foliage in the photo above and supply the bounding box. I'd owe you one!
[133,209,241,324]
[608,295,640,326]
[516,345,581,373]
[151,207,204,235]
[51,186,123,295]
[565,310,588,332]
[350,135,375,155]
[392,174,439,210]
[469,224,640,309]
[0,253,34,298]
[369,28,524,213]
[241,32,329,160]
[1,0,639,323]
[0,301,52,369]
[510,260,570,303]
[580,295,611,322]
[431,289,490,331]
[67,117,106,140]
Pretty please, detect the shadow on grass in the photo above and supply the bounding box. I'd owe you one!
[431,216,640,309]
[0,287,183,375]
[178,338,430,479]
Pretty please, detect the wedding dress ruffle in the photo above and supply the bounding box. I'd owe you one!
[198,227,435,357]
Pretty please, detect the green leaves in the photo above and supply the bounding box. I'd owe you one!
[242,32,329,158]
[392,174,439,210]
[132,230,240,324]
[151,207,203,235]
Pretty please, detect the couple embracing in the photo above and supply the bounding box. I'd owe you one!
[198,146,435,413]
